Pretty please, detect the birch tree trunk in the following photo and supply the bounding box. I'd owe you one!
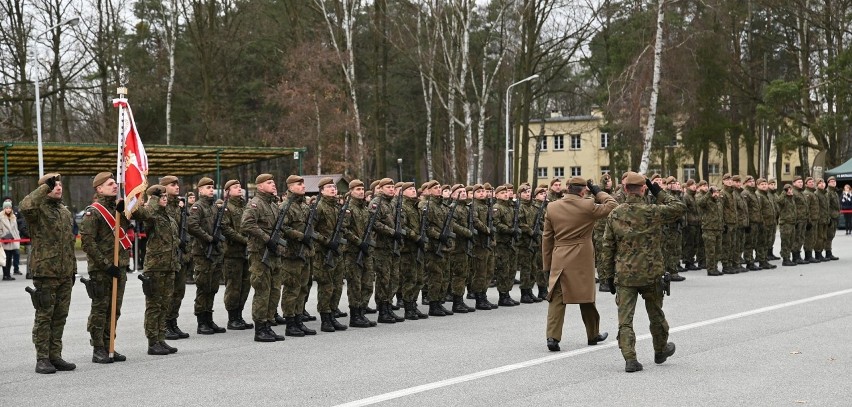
[638,0,666,175]
[415,4,436,180]
[315,97,322,174]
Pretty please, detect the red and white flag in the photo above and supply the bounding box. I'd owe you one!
[113,99,148,218]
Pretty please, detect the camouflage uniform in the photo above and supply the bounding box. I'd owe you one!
[517,198,536,296]
[187,195,225,321]
[280,193,315,320]
[681,188,702,268]
[720,185,739,271]
[342,195,376,324]
[696,190,723,274]
[734,186,749,269]
[240,190,284,328]
[825,185,840,256]
[777,190,799,263]
[448,198,475,310]
[222,195,251,325]
[756,189,776,268]
[20,183,77,363]
[471,196,497,308]
[165,195,191,337]
[792,185,808,261]
[80,195,130,350]
[741,185,762,267]
[422,195,451,308]
[134,195,179,345]
[599,189,685,363]
[400,195,425,307]
[494,197,519,303]
[370,192,401,314]
[802,186,820,258]
[311,195,346,317]
[814,187,829,257]
[662,190,684,276]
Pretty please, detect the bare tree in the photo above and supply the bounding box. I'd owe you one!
[638,0,666,174]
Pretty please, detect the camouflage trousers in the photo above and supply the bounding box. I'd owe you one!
[470,247,491,293]
[449,251,470,296]
[280,257,310,317]
[722,224,738,268]
[794,222,806,252]
[780,223,796,259]
[735,226,747,264]
[87,269,126,348]
[193,256,222,315]
[664,228,682,272]
[534,249,546,287]
[766,222,778,252]
[32,277,73,360]
[752,224,769,263]
[682,224,701,264]
[615,283,669,361]
[167,259,191,320]
[814,222,827,251]
[702,229,722,271]
[345,251,375,309]
[425,251,448,302]
[313,250,345,313]
[143,271,175,342]
[400,250,424,302]
[495,244,517,294]
[248,253,283,324]
[826,219,838,250]
[696,227,706,266]
[518,246,535,290]
[804,221,818,251]
[373,252,395,303]
[223,256,250,312]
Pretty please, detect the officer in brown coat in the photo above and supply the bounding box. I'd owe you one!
[542,176,618,351]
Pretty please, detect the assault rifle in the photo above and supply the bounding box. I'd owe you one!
[355,202,379,268]
[391,190,406,257]
[485,196,495,249]
[465,201,476,257]
[415,204,429,264]
[527,200,547,253]
[261,198,293,267]
[323,196,351,269]
[178,195,190,255]
[434,200,457,256]
[205,190,230,260]
[296,199,319,263]
[661,272,671,296]
[510,196,521,246]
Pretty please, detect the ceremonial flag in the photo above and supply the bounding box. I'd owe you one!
[113,99,148,218]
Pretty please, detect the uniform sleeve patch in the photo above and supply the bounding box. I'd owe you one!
[190,206,198,211]
[250,203,257,208]
[85,211,92,216]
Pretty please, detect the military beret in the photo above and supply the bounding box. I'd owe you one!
[621,172,629,180]
[377,178,394,188]
[768,178,777,183]
[394,182,404,189]
[534,186,547,196]
[186,192,196,197]
[665,176,677,185]
[756,178,767,184]
[549,178,561,187]
[793,176,802,182]
[817,178,825,184]
[318,177,334,189]
[286,175,304,185]
[197,177,215,188]
[731,175,741,182]
[537,183,549,190]
[38,172,62,185]
[697,180,708,187]
[685,179,695,187]
[805,176,814,183]
[784,184,793,191]
[146,185,165,195]
[624,171,645,186]
[600,173,611,181]
[517,183,531,193]
[567,176,586,186]
[224,179,240,190]
[418,181,432,192]
[650,173,661,181]
[441,184,451,191]
[470,184,483,193]
[159,175,179,186]
[349,179,364,190]
[256,174,274,184]
[744,175,754,183]
[722,173,732,180]
[482,182,493,190]
[465,185,474,192]
[828,176,836,182]
[369,180,381,190]
[505,183,514,190]
[494,185,508,194]
[92,172,113,188]
[401,182,415,191]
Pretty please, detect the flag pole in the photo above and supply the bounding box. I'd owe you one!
[109,86,128,359]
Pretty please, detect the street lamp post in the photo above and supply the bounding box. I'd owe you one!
[33,17,79,177]
[397,158,403,181]
[504,74,539,184]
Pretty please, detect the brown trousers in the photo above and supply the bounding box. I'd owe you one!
[545,278,600,342]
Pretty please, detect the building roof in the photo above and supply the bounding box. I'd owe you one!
[529,115,600,123]
[0,142,304,177]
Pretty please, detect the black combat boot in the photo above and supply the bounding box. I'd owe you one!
[92,347,113,364]
[475,293,491,310]
[159,341,178,353]
[452,295,470,313]
[795,251,807,264]
[349,307,371,328]
[803,251,814,263]
[273,313,286,326]
[482,292,498,309]
[50,358,76,371]
[826,250,838,261]
[655,342,677,364]
[404,302,419,320]
[707,268,723,276]
[284,316,305,337]
[320,313,335,332]
[747,262,760,271]
[537,285,548,300]
[759,261,777,270]
[302,309,317,322]
[296,314,317,335]
[782,254,797,266]
[466,287,475,299]
[520,289,535,304]
[428,301,446,317]
[267,322,285,341]
[165,319,180,340]
[238,308,253,329]
[330,313,347,331]
[686,262,701,271]
[171,320,190,339]
[254,322,276,342]
[420,289,429,305]
[361,307,378,327]
[387,301,405,322]
[333,308,348,318]
[227,309,247,330]
[413,303,429,319]
[36,359,56,374]
[197,313,214,335]
[669,272,686,281]
[768,250,781,260]
[207,312,226,333]
[498,292,516,307]
[439,300,454,316]
[112,351,127,362]
[510,292,520,306]
[377,303,396,324]
[625,359,643,373]
[147,341,169,356]
[365,305,377,314]
[815,251,825,262]
[393,293,403,310]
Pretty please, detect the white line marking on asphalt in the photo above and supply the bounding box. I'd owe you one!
[334,288,852,407]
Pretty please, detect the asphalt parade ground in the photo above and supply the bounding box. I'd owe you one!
[1,233,850,407]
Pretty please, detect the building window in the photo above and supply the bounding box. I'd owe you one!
[537,167,548,178]
[708,164,720,175]
[553,167,565,178]
[570,134,581,150]
[795,166,802,176]
[537,136,547,151]
[600,166,610,175]
[570,166,582,177]
[553,135,564,151]
[784,163,790,174]
[600,133,609,149]
[683,165,696,181]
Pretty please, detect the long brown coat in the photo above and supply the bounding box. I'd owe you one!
[543,191,617,304]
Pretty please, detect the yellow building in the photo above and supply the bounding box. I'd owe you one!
[526,109,819,186]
